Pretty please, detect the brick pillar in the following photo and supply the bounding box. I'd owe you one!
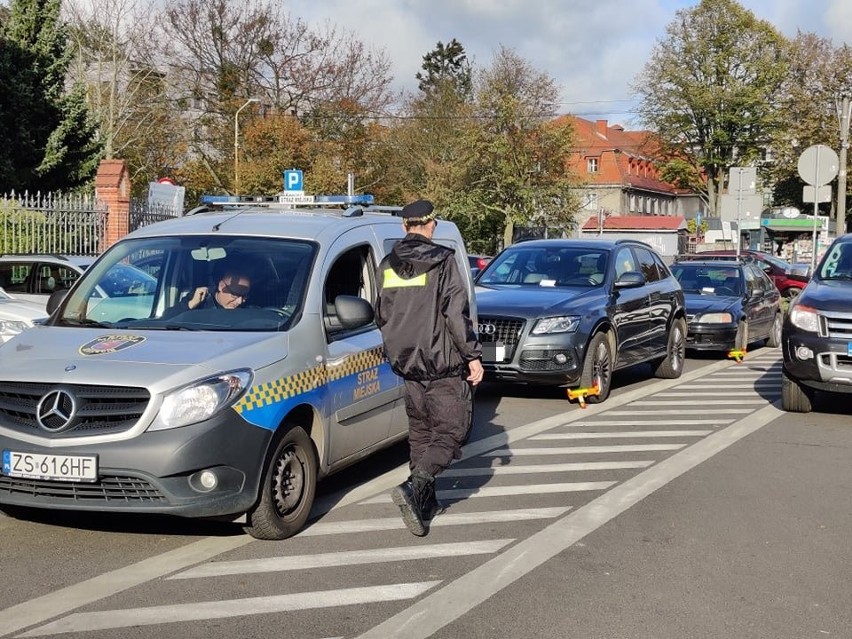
[95,159,131,251]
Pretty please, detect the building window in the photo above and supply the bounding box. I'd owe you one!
[587,157,599,173]
[584,193,598,210]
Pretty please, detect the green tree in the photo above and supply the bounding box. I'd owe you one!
[467,46,579,249]
[0,0,101,192]
[633,0,788,216]
[769,33,852,216]
[416,38,472,100]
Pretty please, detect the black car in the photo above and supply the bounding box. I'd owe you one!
[781,234,852,413]
[670,259,782,353]
[474,238,687,404]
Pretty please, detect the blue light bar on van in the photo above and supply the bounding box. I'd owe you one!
[313,194,375,205]
[200,195,278,204]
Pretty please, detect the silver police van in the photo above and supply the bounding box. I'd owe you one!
[0,195,476,540]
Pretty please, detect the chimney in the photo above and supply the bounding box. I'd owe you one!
[596,119,608,138]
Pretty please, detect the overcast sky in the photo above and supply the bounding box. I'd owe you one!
[287,0,852,127]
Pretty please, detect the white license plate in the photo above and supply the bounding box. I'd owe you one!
[2,450,98,482]
[483,342,506,362]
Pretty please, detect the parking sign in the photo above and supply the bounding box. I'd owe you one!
[283,169,304,192]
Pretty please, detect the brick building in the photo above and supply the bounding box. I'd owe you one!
[561,116,704,231]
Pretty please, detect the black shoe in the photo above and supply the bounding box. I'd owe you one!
[391,479,427,536]
[421,481,446,521]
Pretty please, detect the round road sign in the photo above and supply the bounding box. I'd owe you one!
[797,144,839,186]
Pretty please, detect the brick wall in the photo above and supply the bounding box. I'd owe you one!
[95,159,130,251]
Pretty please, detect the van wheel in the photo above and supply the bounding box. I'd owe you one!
[244,425,317,540]
[579,332,612,404]
[654,317,686,379]
[766,313,782,348]
[781,371,814,413]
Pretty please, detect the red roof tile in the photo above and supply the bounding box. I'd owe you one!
[581,215,687,231]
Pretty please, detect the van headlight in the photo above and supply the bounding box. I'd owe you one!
[149,369,254,431]
[532,316,580,335]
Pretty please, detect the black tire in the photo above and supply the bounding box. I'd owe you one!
[781,370,814,413]
[766,312,782,348]
[579,331,612,404]
[654,317,686,379]
[244,425,317,540]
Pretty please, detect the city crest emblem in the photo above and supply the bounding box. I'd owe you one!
[79,335,146,356]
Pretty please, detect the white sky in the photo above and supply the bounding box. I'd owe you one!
[287,0,852,126]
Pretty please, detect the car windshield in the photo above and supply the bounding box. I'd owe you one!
[478,246,608,287]
[818,244,852,281]
[56,236,317,331]
[672,264,742,296]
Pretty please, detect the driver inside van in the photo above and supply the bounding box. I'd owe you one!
[163,269,251,317]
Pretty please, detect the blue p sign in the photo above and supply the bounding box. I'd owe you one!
[283,169,304,192]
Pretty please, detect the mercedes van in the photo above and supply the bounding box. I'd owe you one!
[0,196,476,540]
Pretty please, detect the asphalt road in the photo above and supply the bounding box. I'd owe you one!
[2,346,850,639]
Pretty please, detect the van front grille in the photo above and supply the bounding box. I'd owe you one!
[0,382,149,437]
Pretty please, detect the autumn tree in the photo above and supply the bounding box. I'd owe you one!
[769,33,852,216]
[633,0,788,216]
[0,0,102,191]
[467,46,579,249]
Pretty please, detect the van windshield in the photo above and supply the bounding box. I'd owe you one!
[57,236,317,332]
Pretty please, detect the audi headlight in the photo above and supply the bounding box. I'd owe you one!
[789,305,819,333]
[149,369,254,431]
[0,319,32,338]
[697,312,733,324]
[532,316,580,335]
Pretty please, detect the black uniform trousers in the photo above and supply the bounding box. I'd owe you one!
[403,375,472,477]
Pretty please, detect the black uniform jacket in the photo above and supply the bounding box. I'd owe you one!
[375,234,481,381]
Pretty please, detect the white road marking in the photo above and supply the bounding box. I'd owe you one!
[441,461,655,476]
[19,582,443,637]
[360,482,614,505]
[297,507,572,536]
[485,444,686,456]
[355,402,785,639]
[631,399,766,405]
[655,392,776,397]
[170,539,515,580]
[604,408,753,414]
[565,419,733,426]
[531,430,712,440]
[0,536,254,638]
[0,355,741,637]
[675,383,777,389]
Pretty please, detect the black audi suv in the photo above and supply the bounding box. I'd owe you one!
[474,238,687,404]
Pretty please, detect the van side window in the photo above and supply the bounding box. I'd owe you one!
[323,245,376,336]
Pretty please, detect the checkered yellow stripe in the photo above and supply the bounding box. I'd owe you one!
[234,346,386,413]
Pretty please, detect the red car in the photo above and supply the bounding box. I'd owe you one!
[688,250,809,299]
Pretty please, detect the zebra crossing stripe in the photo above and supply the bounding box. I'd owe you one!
[441,461,655,476]
[606,407,754,413]
[531,430,712,440]
[675,383,778,389]
[631,399,766,405]
[484,444,685,456]
[170,539,515,580]
[297,507,572,537]
[18,582,443,637]
[655,391,777,397]
[360,482,614,505]
[564,419,733,426]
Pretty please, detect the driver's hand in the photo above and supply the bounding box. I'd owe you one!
[187,286,208,309]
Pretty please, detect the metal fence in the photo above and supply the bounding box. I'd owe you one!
[129,197,181,231]
[0,191,107,256]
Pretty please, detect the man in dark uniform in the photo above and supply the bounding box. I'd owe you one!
[162,269,251,318]
[375,198,483,536]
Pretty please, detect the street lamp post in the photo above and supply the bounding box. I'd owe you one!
[234,98,260,196]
